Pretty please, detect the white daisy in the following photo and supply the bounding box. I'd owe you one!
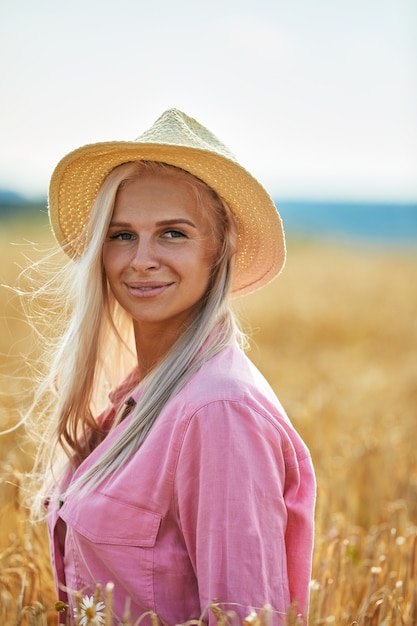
[74,595,106,626]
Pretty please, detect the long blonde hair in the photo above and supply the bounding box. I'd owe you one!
[28,161,242,508]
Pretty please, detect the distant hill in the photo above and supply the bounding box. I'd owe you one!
[0,189,47,220]
[0,189,28,204]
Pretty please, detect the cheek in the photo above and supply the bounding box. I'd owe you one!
[102,244,111,266]
[203,239,221,273]
[102,247,122,278]
[195,248,218,289]
[102,254,112,283]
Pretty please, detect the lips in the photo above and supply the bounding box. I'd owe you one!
[125,281,173,298]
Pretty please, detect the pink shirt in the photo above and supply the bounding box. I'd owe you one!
[47,342,316,625]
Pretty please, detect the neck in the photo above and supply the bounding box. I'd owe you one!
[132,307,203,378]
[134,324,181,379]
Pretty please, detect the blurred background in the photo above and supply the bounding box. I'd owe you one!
[1,0,416,234]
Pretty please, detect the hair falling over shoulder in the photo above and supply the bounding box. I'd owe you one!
[24,161,243,518]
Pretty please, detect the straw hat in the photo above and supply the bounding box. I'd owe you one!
[48,108,285,297]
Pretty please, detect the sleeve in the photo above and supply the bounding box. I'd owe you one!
[174,400,292,626]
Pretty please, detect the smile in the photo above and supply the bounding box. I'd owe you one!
[126,282,172,298]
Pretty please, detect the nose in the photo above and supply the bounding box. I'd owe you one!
[130,236,160,271]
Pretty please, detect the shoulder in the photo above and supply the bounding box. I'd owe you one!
[170,344,311,464]
[181,343,279,409]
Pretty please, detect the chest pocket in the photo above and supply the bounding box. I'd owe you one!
[59,492,162,615]
[59,491,162,547]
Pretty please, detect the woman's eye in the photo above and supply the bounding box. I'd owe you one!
[110,232,134,241]
[163,229,186,239]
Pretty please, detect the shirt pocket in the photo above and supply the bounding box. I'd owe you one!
[59,492,162,613]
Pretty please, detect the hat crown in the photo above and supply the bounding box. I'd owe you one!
[135,108,238,163]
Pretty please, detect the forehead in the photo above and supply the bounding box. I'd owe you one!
[114,171,219,227]
[118,170,192,195]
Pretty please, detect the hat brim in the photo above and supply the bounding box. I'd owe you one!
[49,141,286,298]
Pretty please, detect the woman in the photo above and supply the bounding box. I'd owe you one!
[32,109,315,625]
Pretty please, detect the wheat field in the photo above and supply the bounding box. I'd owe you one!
[0,213,416,625]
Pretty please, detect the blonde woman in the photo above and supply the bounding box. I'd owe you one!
[31,109,315,625]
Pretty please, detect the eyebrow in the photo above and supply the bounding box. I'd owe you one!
[108,218,197,228]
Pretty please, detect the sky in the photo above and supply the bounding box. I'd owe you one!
[1,0,416,202]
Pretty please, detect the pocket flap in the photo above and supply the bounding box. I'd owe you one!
[59,492,162,547]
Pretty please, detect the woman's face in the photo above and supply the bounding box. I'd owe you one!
[103,172,218,342]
